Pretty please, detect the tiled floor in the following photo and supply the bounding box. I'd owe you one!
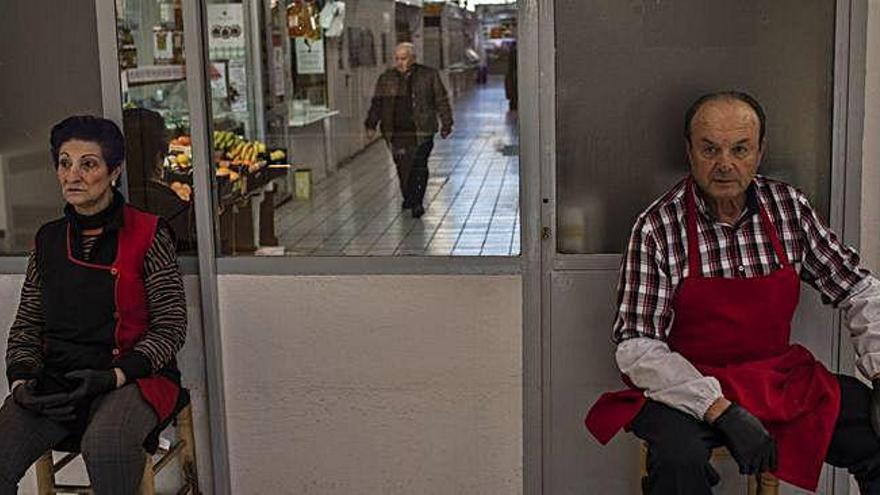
[274,76,520,256]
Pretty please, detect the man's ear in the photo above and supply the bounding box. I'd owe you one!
[684,138,694,165]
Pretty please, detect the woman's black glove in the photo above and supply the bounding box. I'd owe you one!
[713,403,777,474]
[870,379,880,438]
[12,380,76,422]
[64,369,117,402]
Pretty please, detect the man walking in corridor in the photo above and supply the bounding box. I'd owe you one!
[365,42,453,219]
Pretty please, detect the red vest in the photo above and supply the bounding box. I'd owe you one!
[585,179,840,491]
[39,205,179,422]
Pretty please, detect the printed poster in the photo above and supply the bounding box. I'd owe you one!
[295,36,325,75]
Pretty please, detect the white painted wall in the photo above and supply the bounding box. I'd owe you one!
[218,275,523,494]
[863,0,880,273]
[0,276,212,495]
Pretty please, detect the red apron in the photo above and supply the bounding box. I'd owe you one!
[584,179,840,491]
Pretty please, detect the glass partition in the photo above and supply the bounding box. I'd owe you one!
[116,0,199,254]
[0,2,104,253]
[201,0,521,257]
[554,0,835,254]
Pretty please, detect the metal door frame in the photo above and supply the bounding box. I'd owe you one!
[531,1,868,493]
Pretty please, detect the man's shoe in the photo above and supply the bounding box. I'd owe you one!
[411,205,425,218]
[401,200,411,210]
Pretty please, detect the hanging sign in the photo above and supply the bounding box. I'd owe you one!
[207,4,246,59]
[295,36,325,74]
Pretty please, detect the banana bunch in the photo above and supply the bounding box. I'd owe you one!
[226,140,267,164]
[213,130,243,152]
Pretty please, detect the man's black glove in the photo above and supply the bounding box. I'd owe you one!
[869,379,880,438]
[12,380,76,422]
[64,369,117,403]
[713,403,777,474]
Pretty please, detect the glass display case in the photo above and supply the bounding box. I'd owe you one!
[116,0,198,253]
[115,0,292,255]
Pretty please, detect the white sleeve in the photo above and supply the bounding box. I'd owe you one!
[842,275,880,379]
[616,337,723,420]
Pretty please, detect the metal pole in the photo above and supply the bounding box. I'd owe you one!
[519,0,543,493]
[181,1,232,493]
[247,0,267,141]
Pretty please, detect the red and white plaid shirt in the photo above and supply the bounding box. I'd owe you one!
[612,175,870,343]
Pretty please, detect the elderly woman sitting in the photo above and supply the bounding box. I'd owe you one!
[0,115,187,495]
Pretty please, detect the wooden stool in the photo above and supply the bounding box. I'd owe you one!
[639,441,779,494]
[34,400,199,495]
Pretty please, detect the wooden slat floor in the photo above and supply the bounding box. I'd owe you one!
[275,76,520,256]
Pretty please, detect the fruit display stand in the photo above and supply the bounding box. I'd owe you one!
[164,134,290,254]
[212,133,290,254]
[213,165,288,253]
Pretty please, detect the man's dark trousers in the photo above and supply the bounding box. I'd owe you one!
[390,136,434,208]
[631,375,880,494]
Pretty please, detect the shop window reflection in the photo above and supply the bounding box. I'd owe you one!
[117,0,198,255]
[123,108,197,253]
[213,0,521,257]
[117,0,521,257]
[0,1,104,253]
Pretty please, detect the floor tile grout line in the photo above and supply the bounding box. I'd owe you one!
[326,175,408,254]
[413,137,493,255]
[274,144,395,230]
[280,158,399,246]
[449,138,506,252]
[305,161,414,254]
[276,158,395,235]
[278,143,389,217]
[481,156,515,255]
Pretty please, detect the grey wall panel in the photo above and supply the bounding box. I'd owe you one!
[0,2,103,152]
[863,1,880,273]
[0,1,104,252]
[548,270,639,494]
[554,0,836,254]
[217,275,523,494]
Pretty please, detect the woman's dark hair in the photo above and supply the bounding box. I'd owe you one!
[683,91,766,147]
[123,107,168,181]
[50,115,125,170]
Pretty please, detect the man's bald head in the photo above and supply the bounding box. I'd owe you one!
[684,91,766,149]
[394,43,416,73]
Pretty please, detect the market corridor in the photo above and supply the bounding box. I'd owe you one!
[274,76,520,256]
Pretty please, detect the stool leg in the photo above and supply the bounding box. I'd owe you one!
[638,441,647,495]
[35,452,55,495]
[177,405,200,494]
[747,475,758,495]
[747,472,780,495]
[759,472,779,495]
[138,453,155,495]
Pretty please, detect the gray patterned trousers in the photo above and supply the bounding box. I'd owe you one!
[0,383,157,495]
